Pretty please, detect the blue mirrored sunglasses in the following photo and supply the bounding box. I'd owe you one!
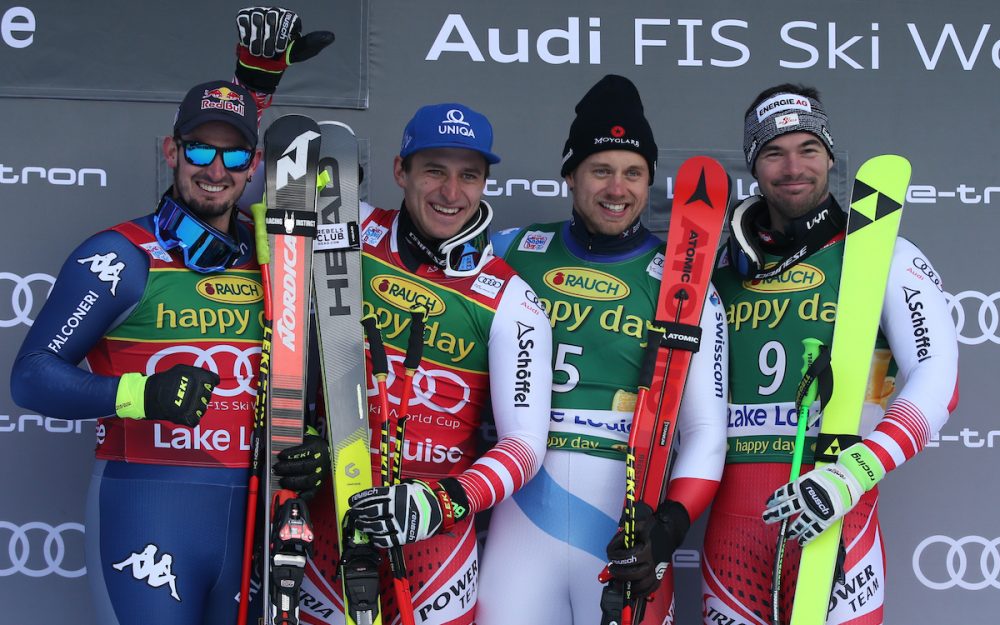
[177,139,254,172]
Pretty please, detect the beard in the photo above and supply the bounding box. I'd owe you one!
[173,169,239,224]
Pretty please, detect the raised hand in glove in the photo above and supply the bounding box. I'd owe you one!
[115,364,219,427]
[763,442,885,544]
[235,6,335,93]
[347,477,470,548]
[272,431,331,500]
[605,500,691,598]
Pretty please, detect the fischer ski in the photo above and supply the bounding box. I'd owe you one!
[789,154,911,625]
[259,114,322,625]
[600,156,730,625]
[311,121,382,625]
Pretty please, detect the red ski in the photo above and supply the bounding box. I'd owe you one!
[602,156,731,625]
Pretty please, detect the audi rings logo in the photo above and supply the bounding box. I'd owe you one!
[0,272,55,327]
[945,291,1000,346]
[367,354,470,415]
[0,521,86,578]
[146,345,261,397]
[913,535,1000,590]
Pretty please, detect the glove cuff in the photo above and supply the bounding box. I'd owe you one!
[235,45,286,94]
[839,442,885,492]
[430,478,471,530]
[654,500,691,546]
[115,372,147,420]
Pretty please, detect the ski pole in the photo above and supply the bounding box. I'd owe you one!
[238,201,274,625]
[771,338,824,625]
[599,326,663,625]
[361,310,426,625]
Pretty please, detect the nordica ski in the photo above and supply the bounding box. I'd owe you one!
[600,156,730,625]
[789,154,911,625]
[260,114,322,625]
[311,121,382,625]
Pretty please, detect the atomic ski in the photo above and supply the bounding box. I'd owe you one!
[311,121,382,625]
[601,156,730,625]
[789,154,911,625]
[260,114,322,625]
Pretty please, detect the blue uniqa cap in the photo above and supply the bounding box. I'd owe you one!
[399,103,500,164]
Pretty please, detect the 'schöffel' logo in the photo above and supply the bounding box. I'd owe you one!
[945,291,999,346]
[912,535,1000,590]
[0,272,55,327]
[745,262,825,293]
[0,521,85,578]
[371,275,445,316]
[543,267,630,301]
[195,276,263,304]
[146,345,261,397]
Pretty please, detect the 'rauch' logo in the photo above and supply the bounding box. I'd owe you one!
[196,276,263,304]
[371,275,446,316]
[543,267,630,301]
[745,262,825,293]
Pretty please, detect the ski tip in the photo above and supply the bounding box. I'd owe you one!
[319,120,357,135]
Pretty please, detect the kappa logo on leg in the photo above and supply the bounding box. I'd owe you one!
[112,543,181,601]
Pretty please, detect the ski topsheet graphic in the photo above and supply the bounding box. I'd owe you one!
[789,154,910,625]
[312,121,382,625]
[601,156,730,625]
[260,114,321,625]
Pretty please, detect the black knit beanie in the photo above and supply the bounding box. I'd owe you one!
[560,74,658,184]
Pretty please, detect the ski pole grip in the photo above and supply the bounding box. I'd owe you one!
[404,306,428,370]
[362,315,389,377]
[249,201,270,266]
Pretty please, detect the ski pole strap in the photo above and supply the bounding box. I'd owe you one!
[795,345,833,414]
[637,328,662,390]
[814,433,863,464]
[656,321,702,352]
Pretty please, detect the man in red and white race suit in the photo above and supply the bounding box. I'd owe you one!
[702,84,960,625]
[298,102,552,625]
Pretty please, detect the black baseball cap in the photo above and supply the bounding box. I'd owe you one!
[173,80,258,147]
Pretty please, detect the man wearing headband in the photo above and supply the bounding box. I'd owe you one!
[10,9,333,624]
[293,105,553,625]
[477,74,728,625]
[702,84,959,624]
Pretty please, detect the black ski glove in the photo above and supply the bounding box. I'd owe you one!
[272,433,331,500]
[605,500,691,598]
[116,364,220,427]
[235,6,335,94]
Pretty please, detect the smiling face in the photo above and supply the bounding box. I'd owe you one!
[754,131,834,232]
[566,150,650,236]
[394,147,488,241]
[162,120,260,231]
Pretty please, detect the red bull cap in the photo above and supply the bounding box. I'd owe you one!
[174,80,258,147]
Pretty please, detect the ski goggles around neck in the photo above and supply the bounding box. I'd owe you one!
[176,138,254,172]
[153,195,241,273]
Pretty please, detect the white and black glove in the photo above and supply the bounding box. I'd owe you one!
[763,443,885,544]
[235,6,335,93]
[347,477,470,548]
[605,500,690,598]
